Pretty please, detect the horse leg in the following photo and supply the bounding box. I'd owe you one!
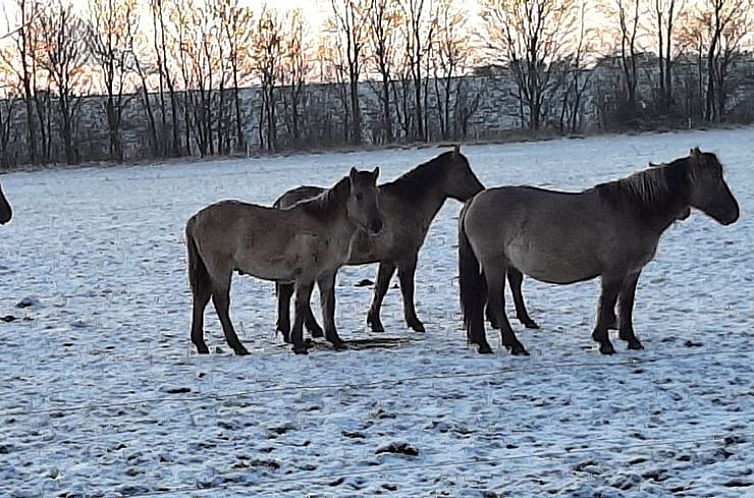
[291,280,314,354]
[483,271,500,329]
[485,267,528,356]
[318,271,346,350]
[276,282,293,343]
[507,267,539,329]
[211,275,249,356]
[397,256,425,332]
[618,271,644,350]
[366,261,396,332]
[190,280,211,354]
[592,274,622,355]
[304,293,324,339]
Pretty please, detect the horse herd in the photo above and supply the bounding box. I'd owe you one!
[0,145,739,357]
[186,145,739,357]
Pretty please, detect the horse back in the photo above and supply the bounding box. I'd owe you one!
[464,186,657,284]
[188,200,341,282]
[273,186,326,209]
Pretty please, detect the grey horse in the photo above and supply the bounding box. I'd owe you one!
[274,146,485,339]
[186,168,383,355]
[0,180,11,225]
[459,148,739,355]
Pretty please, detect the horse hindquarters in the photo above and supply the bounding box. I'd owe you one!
[186,218,249,356]
[458,211,492,354]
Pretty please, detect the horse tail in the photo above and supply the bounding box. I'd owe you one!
[458,201,487,347]
[186,217,211,298]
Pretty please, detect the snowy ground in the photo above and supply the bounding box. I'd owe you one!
[0,128,752,497]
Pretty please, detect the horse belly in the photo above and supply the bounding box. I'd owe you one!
[507,241,601,285]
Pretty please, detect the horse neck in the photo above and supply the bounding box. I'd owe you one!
[383,158,449,224]
[298,177,351,224]
[611,163,690,233]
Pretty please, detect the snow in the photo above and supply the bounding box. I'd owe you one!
[0,127,752,497]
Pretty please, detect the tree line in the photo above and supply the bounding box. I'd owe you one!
[0,0,753,168]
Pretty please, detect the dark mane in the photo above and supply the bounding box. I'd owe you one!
[295,176,350,220]
[595,157,690,221]
[381,150,455,198]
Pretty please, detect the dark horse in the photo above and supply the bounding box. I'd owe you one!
[0,180,11,225]
[459,148,739,355]
[274,146,485,339]
[186,168,383,355]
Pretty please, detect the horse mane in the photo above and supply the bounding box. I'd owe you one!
[381,150,454,198]
[595,157,690,219]
[294,176,350,220]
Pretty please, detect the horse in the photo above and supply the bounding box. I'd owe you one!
[273,145,485,339]
[186,167,383,355]
[495,161,693,332]
[0,180,11,225]
[459,147,739,355]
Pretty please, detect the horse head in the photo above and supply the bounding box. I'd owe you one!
[0,181,11,225]
[444,145,485,202]
[348,167,383,234]
[685,147,739,226]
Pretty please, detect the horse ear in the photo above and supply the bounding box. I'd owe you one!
[648,161,661,168]
[453,144,461,155]
[690,147,702,158]
[349,167,357,180]
[372,167,380,181]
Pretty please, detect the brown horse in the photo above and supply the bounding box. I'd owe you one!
[460,148,739,355]
[0,180,11,225]
[273,146,485,339]
[186,168,383,355]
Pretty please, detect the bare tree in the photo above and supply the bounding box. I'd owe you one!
[150,0,180,156]
[0,88,18,167]
[1,0,40,164]
[480,0,578,131]
[280,8,308,147]
[432,0,469,140]
[219,0,253,153]
[252,6,285,152]
[330,0,369,145]
[560,0,596,133]
[701,0,753,120]
[365,0,402,143]
[401,0,435,141]
[129,29,159,157]
[35,0,89,164]
[652,0,683,109]
[86,0,137,161]
[612,0,642,114]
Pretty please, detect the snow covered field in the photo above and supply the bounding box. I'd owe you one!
[0,128,752,497]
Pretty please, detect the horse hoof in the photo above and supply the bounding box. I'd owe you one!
[234,347,250,356]
[477,343,493,354]
[409,321,425,333]
[292,345,309,355]
[370,322,385,333]
[195,346,210,354]
[627,341,644,351]
[332,342,348,351]
[511,345,530,356]
[522,320,540,329]
[599,343,616,355]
